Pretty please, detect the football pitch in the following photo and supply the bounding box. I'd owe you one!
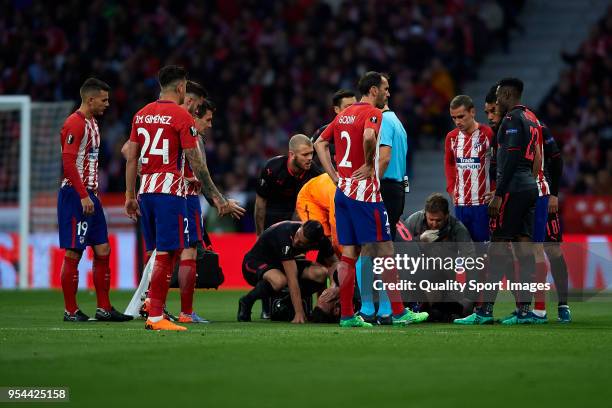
[1,290,611,408]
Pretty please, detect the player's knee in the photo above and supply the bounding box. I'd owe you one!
[65,249,83,260]
[263,271,286,291]
[94,243,110,257]
[545,244,563,259]
[181,247,197,260]
[533,244,545,262]
[514,241,532,257]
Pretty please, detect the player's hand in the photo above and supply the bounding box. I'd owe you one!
[548,195,559,214]
[488,195,502,218]
[213,196,229,216]
[124,198,141,221]
[185,176,201,190]
[331,172,339,185]
[420,229,440,243]
[291,312,306,324]
[483,190,496,203]
[225,199,246,219]
[352,164,373,180]
[81,196,95,216]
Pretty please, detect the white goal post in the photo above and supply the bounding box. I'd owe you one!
[0,96,75,289]
[0,96,31,289]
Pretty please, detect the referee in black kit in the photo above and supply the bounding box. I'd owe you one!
[254,133,322,317]
[378,103,409,240]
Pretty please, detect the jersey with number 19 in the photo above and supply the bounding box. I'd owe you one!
[57,111,108,249]
[129,100,198,251]
[319,102,390,245]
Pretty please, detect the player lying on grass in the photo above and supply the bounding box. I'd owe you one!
[238,220,337,324]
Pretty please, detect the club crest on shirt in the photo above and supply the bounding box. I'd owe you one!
[67,134,74,144]
[190,126,198,137]
[370,116,378,123]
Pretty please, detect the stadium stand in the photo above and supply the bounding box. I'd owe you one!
[538,5,612,196]
[0,0,525,231]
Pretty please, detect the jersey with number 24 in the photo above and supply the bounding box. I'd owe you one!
[129,100,198,197]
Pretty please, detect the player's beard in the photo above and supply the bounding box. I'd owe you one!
[293,157,310,172]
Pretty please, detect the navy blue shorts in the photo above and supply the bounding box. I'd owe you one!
[186,195,206,247]
[57,187,108,250]
[334,188,391,246]
[533,195,550,243]
[454,204,490,242]
[139,193,188,252]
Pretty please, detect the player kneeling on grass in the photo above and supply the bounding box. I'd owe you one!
[238,220,337,324]
[58,78,132,322]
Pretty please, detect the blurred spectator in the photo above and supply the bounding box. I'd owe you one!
[1,0,524,230]
[539,5,612,196]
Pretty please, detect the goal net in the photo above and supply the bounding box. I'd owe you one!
[0,96,73,288]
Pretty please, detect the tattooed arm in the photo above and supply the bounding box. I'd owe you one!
[184,146,246,218]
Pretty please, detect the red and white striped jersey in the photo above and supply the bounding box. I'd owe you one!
[184,164,199,196]
[60,111,100,193]
[129,100,198,197]
[444,123,494,206]
[319,102,383,202]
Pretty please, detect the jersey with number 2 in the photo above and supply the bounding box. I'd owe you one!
[319,102,383,202]
[129,100,198,197]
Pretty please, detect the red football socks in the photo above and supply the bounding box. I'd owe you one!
[148,253,174,317]
[93,254,112,310]
[339,256,356,318]
[179,259,197,314]
[534,261,547,311]
[61,255,80,313]
[380,258,406,316]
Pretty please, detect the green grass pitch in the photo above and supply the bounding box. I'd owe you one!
[1,290,611,408]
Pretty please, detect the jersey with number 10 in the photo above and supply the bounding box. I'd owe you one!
[129,100,198,197]
[319,102,383,203]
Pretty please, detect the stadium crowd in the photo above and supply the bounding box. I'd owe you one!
[538,5,612,196]
[0,0,527,230]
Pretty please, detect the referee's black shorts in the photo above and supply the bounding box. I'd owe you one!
[380,178,405,240]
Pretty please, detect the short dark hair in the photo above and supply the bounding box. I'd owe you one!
[186,81,208,98]
[424,193,449,215]
[358,71,384,96]
[194,99,216,118]
[485,84,498,104]
[79,78,110,99]
[449,95,474,110]
[497,77,523,99]
[158,65,187,88]
[302,220,324,242]
[311,306,339,323]
[332,89,355,108]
